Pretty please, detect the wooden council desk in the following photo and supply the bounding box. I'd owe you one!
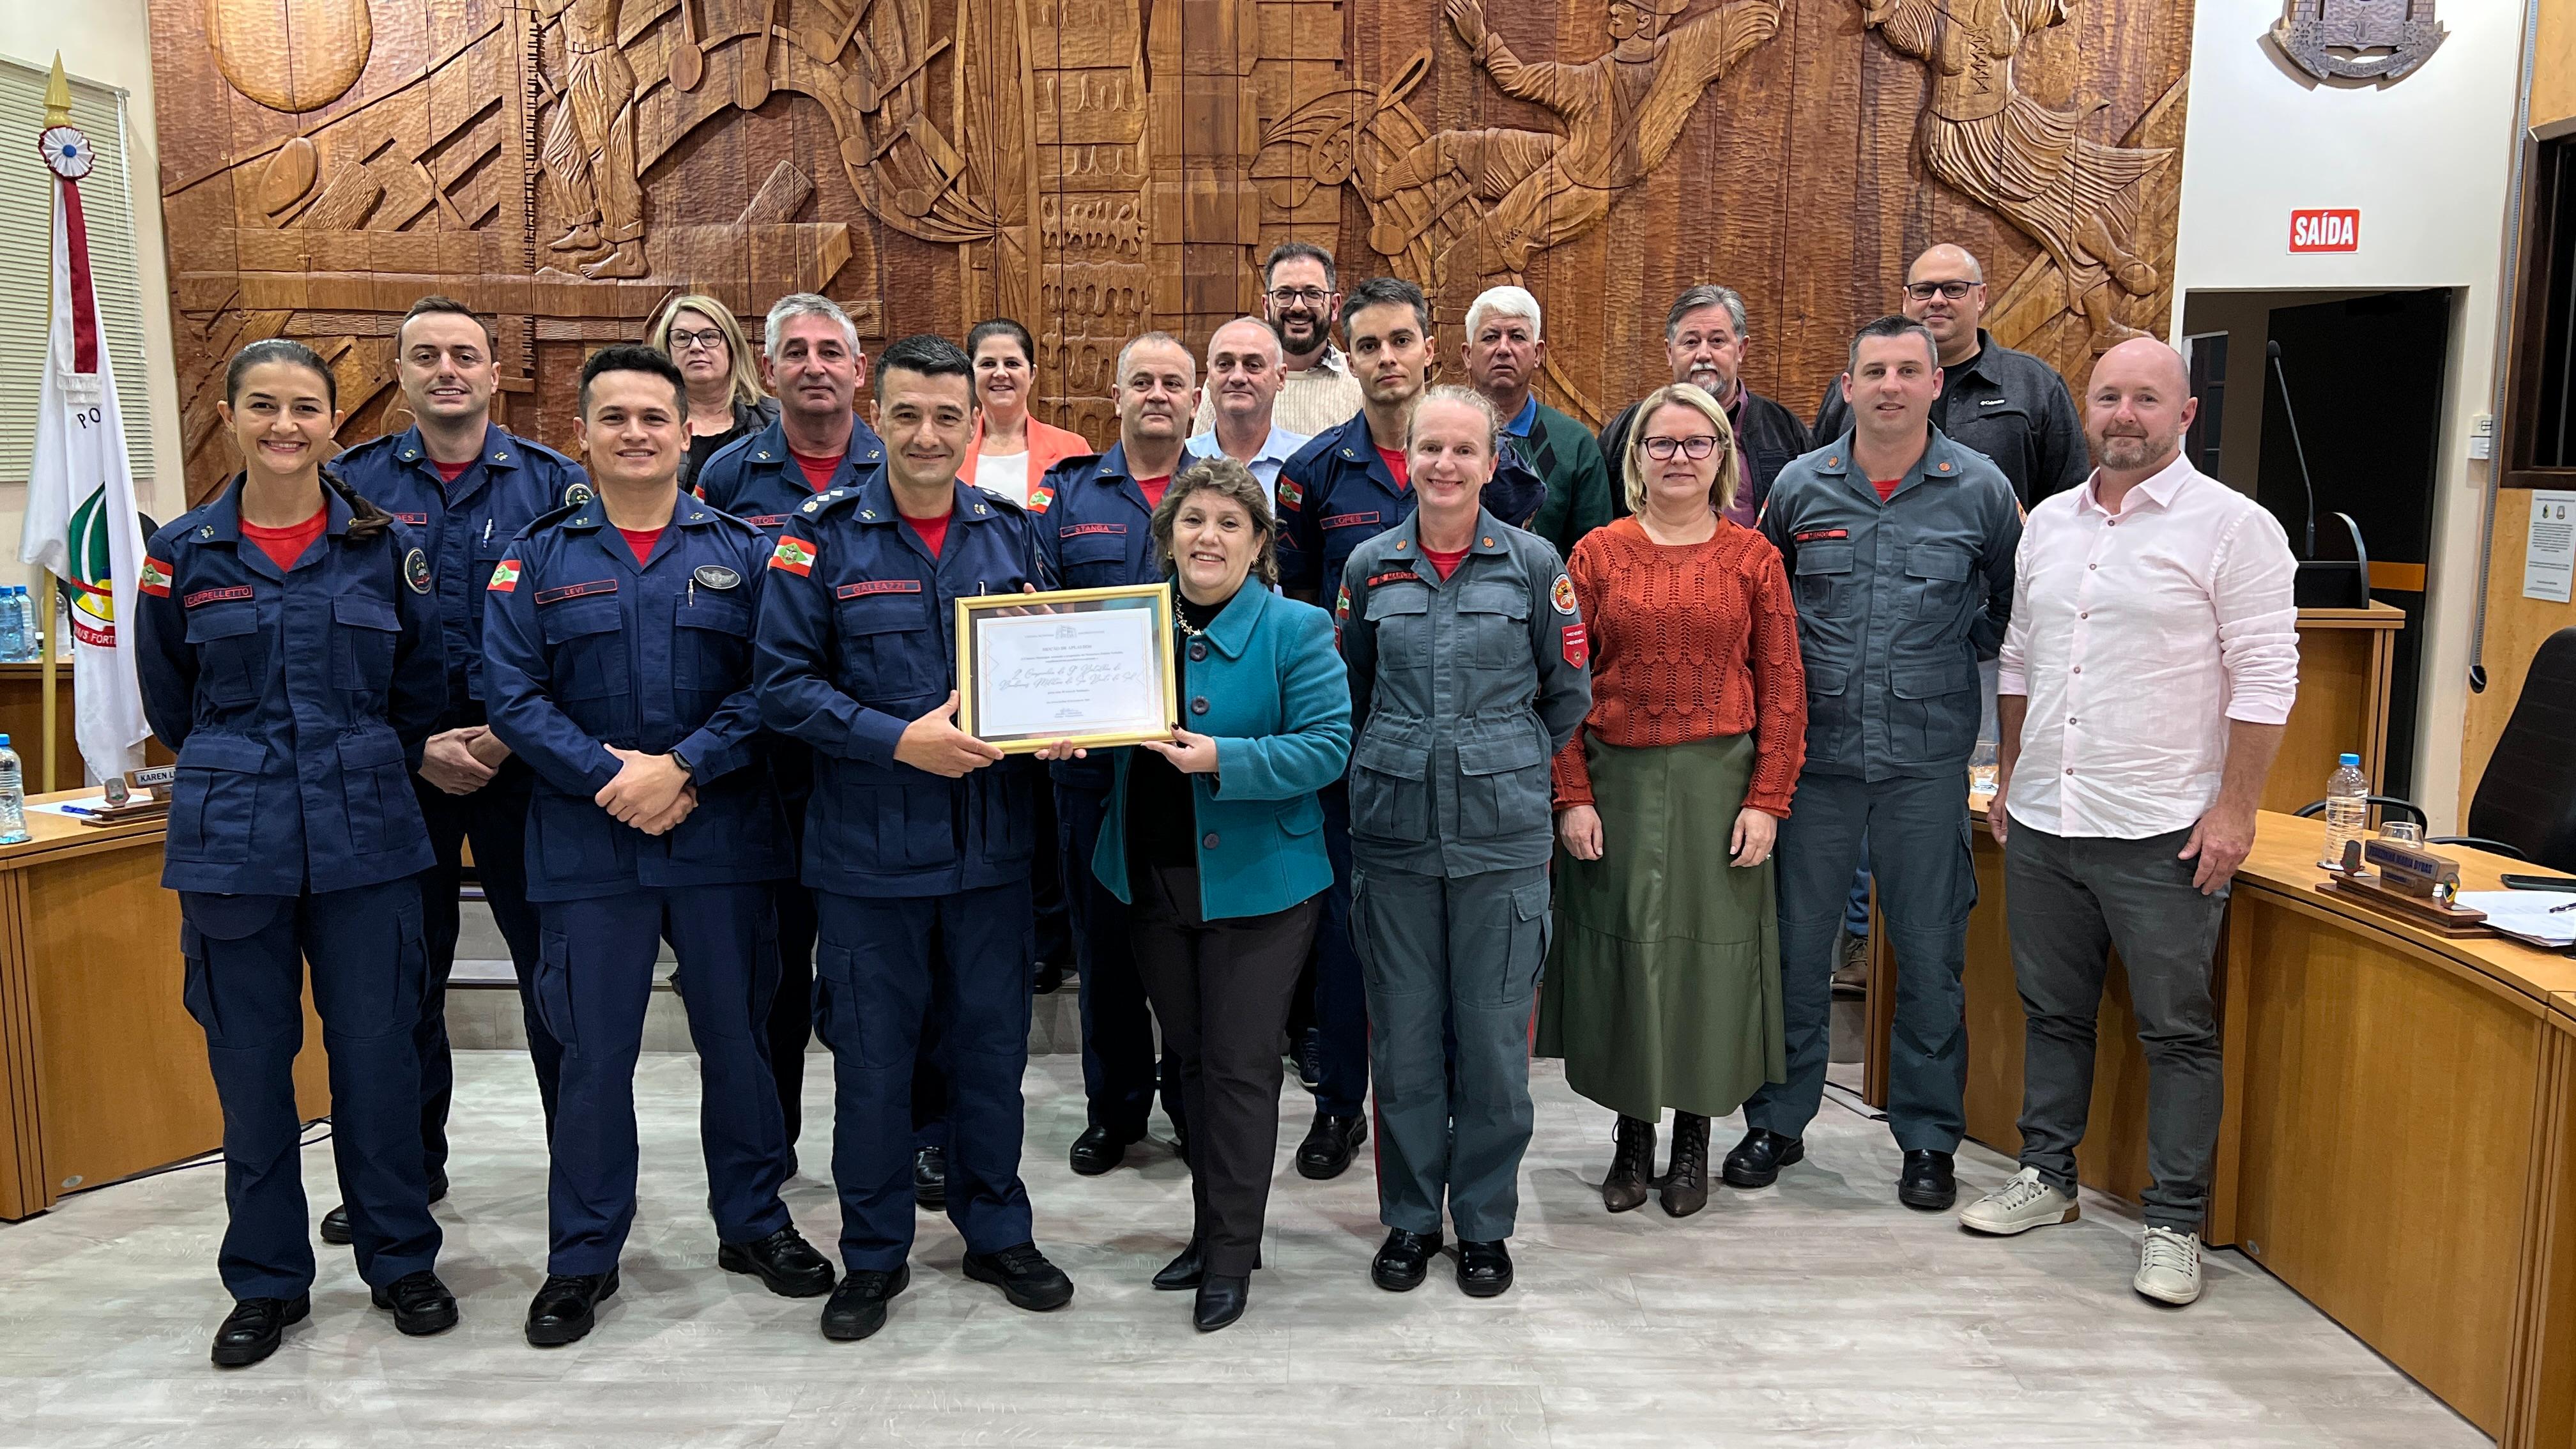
[1863,809,2576,1446]
[0,791,324,1221]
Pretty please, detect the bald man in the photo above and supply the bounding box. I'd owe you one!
[1958,339,2297,1310]
[1186,317,1310,511]
[1813,245,2088,510]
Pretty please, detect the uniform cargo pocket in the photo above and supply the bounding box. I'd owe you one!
[1455,723,1550,842]
[185,602,269,707]
[167,733,268,862]
[1901,544,1973,621]
[1889,662,1979,766]
[337,728,415,856]
[1350,732,1432,843]
[330,597,401,693]
[539,599,628,701]
[832,597,939,699]
[673,594,754,695]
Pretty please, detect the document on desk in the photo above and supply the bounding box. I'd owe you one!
[2454,892,2576,947]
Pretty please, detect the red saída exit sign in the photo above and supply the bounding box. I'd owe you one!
[2289,209,2361,254]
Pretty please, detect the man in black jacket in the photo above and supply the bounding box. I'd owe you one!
[1598,285,1809,527]
[1811,245,2089,510]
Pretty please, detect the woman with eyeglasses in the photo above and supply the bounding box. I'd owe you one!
[1537,381,1807,1221]
[960,318,1092,507]
[649,295,776,493]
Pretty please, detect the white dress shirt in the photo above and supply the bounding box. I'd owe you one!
[1997,453,2299,839]
[1185,424,1312,512]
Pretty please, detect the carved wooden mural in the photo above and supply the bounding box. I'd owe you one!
[151,0,2193,498]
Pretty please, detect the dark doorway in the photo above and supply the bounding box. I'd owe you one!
[2258,288,2451,801]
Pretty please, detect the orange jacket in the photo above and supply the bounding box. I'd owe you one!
[962,414,1094,498]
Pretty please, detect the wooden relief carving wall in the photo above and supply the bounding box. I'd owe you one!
[151,0,2193,499]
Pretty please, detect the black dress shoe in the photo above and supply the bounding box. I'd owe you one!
[718,1225,836,1298]
[914,1146,947,1211]
[369,1270,459,1337]
[962,1242,1075,1311]
[427,1168,449,1204]
[210,1294,309,1367]
[319,1204,353,1246]
[1153,1239,1204,1291]
[1456,1239,1514,1298]
[1194,1274,1249,1332]
[1371,1228,1441,1292]
[820,1264,910,1342]
[1898,1149,1957,1211]
[1295,1112,1366,1180]
[1069,1124,1130,1176]
[1034,958,1068,995]
[524,1269,619,1347]
[1721,1128,1806,1189]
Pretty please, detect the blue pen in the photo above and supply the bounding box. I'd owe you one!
[57,805,93,816]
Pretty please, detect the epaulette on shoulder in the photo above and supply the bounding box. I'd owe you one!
[516,498,588,539]
[687,501,764,534]
[799,486,862,519]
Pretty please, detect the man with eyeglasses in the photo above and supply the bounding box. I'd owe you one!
[1597,284,1810,528]
[1192,243,1364,438]
[1812,245,2088,510]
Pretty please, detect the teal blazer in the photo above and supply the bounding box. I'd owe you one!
[1092,583,1351,920]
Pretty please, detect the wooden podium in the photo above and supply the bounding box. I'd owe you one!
[0,791,326,1220]
[2264,601,2405,813]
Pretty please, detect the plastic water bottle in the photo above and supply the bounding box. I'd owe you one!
[0,735,29,845]
[11,588,33,661]
[0,589,24,664]
[2319,752,2368,870]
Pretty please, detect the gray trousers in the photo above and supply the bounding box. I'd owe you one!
[1351,861,1550,1241]
[1744,770,1975,1152]
[2004,818,2227,1232]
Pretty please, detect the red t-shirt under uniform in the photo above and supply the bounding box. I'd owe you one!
[1550,517,1809,818]
[1137,475,1172,511]
[904,511,951,558]
[617,526,664,567]
[433,458,472,484]
[1871,477,1901,503]
[1376,447,1409,491]
[240,509,327,572]
[790,450,843,493]
[1422,545,1470,580]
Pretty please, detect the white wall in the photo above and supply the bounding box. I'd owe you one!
[2172,0,2529,830]
[0,0,184,585]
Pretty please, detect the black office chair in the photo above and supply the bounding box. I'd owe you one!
[2296,628,2576,871]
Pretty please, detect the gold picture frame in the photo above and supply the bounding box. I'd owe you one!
[954,583,1180,753]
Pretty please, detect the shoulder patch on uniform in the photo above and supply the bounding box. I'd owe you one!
[487,558,522,592]
[1275,478,1303,510]
[1334,583,1351,620]
[562,479,594,508]
[140,556,172,597]
[1551,574,1577,616]
[693,564,742,590]
[770,537,818,575]
[1561,624,1590,669]
[404,548,432,594]
[1027,486,1055,513]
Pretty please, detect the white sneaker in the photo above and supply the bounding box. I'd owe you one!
[1958,1166,2078,1236]
[2135,1225,2203,1305]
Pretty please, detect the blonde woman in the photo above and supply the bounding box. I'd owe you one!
[1538,382,1806,1220]
[649,294,776,491]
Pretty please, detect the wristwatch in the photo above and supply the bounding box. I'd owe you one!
[669,747,696,781]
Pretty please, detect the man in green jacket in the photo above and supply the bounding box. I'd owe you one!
[1461,285,1613,556]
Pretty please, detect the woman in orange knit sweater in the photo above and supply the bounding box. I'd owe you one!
[1536,381,1807,1218]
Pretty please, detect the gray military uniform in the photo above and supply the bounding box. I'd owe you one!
[1743,427,2021,1155]
[1337,509,1591,1241]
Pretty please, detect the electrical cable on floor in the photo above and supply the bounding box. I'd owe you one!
[1821,1080,1887,1121]
[59,1119,332,1197]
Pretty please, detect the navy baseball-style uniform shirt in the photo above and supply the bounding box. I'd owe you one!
[1028,441,1163,792]
[480,494,791,901]
[136,475,448,896]
[693,415,887,533]
[752,471,1046,898]
[1275,411,1547,598]
[334,423,585,719]
[479,489,783,897]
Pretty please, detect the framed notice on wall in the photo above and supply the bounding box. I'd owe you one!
[2527,491,2575,604]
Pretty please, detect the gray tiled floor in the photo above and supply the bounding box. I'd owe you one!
[0,1050,2485,1448]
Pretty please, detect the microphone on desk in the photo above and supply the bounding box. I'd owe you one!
[2267,340,2372,609]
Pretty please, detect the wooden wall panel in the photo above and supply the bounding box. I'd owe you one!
[150,0,2193,497]
[2465,489,2576,816]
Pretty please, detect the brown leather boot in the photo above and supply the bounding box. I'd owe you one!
[1601,1114,1655,1213]
[1661,1112,1712,1218]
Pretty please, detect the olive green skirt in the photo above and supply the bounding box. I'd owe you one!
[1537,733,1785,1120]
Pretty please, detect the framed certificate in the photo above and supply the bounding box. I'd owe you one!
[956,583,1180,753]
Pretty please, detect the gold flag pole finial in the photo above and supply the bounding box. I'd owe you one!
[42,53,71,128]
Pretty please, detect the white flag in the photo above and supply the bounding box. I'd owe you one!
[19,174,147,782]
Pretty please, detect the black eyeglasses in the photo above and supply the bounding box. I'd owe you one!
[1904,280,1977,302]
[1641,435,1722,461]
[666,328,728,353]
[1268,288,1330,307]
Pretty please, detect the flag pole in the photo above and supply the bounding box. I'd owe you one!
[33,60,65,796]
[35,576,56,793]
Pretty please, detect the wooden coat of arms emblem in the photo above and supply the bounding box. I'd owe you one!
[2273,0,2446,84]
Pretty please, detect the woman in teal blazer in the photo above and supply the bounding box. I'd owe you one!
[1044,458,1348,1333]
